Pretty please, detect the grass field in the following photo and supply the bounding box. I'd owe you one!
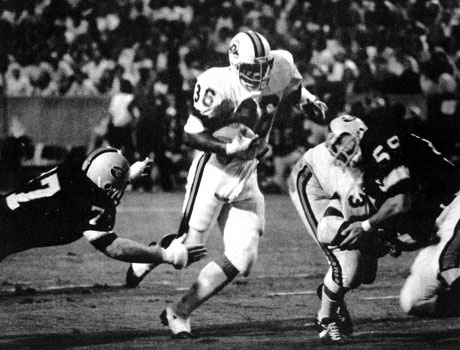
[0,191,459,350]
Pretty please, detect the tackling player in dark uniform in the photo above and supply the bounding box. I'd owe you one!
[360,117,459,246]
[0,147,206,270]
[326,115,460,317]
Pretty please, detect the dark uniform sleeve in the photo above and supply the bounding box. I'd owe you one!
[404,133,460,207]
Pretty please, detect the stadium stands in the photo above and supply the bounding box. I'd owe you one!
[1,0,460,191]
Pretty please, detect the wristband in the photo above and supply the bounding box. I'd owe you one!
[225,141,239,156]
[361,219,372,232]
[161,247,172,264]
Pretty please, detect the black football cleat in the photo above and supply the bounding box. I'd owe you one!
[315,317,347,345]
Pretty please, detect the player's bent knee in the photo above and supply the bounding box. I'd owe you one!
[224,230,259,277]
[323,282,348,302]
[341,268,361,289]
[345,279,361,290]
[225,246,257,277]
[215,255,240,280]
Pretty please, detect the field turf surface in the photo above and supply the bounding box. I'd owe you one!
[0,192,459,349]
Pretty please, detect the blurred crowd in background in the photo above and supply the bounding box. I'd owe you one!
[1,0,460,193]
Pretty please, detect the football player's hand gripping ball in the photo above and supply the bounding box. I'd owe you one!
[225,134,260,160]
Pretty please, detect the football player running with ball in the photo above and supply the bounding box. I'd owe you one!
[0,147,206,272]
[125,30,327,338]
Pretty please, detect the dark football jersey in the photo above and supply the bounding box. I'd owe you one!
[0,160,116,252]
[360,117,460,240]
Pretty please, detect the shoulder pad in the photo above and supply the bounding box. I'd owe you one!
[196,67,231,87]
[270,50,302,97]
[272,49,295,65]
[194,67,232,117]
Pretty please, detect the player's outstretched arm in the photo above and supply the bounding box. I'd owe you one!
[83,231,206,267]
[162,235,208,269]
[129,157,153,182]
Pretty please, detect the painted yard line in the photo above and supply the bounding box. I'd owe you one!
[118,206,178,213]
[362,295,399,300]
[0,282,127,293]
[0,280,181,294]
[0,285,315,296]
[267,291,317,296]
[267,291,400,300]
[256,273,314,279]
[0,282,401,303]
[304,322,316,327]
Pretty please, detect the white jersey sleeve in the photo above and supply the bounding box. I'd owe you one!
[268,50,303,102]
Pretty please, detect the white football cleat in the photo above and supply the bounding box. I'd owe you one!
[160,306,195,338]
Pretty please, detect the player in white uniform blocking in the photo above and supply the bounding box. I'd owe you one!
[125,30,327,338]
[288,116,387,345]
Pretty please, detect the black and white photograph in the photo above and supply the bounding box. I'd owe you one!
[0,0,459,349]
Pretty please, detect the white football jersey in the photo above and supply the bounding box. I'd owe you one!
[288,142,370,243]
[186,49,302,137]
[297,143,364,201]
[184,49,303,200]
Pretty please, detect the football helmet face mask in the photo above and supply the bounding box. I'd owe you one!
[228,31,274,91]
[82,147,130,205]
[326,115,368,168]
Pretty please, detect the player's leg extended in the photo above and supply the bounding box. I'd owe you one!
[316,248,359,342]
[288,164,354,343]
[288,161,342,319]
[126,153,213,287]
[401,198,460,317]
[167,185,264,332]
[437,198,460,316]
[400,245,440,316]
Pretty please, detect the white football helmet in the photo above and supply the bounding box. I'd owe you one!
[82,147,130,205]
[326,115,368,168]
[228,31,274,91]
